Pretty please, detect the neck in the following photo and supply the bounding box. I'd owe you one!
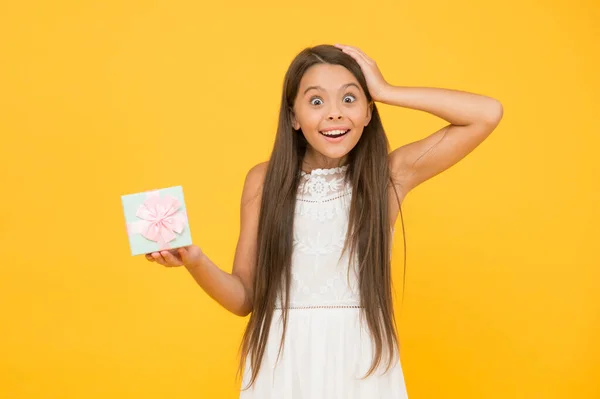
[302,151,348,172]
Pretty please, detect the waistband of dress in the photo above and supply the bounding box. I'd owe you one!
[274,304,363,310]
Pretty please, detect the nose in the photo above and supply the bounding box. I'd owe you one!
[327,104,343,120]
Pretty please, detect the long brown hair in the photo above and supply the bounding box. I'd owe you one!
[236,44,407,390]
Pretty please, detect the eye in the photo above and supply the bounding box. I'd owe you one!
[310,97,323,106]
[343,94,356,103]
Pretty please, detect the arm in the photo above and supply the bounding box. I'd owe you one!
[184,162,266,317]
[334,44,504,196]
[184,252,251,317]
[382,86,503,194]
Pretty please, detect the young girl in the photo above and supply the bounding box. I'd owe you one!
[146,44,503,398]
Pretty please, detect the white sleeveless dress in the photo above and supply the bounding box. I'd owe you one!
[239,165,409,398]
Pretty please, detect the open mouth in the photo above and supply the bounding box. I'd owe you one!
[319,129,350,139]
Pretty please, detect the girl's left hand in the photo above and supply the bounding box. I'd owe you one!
[334,44,390,102]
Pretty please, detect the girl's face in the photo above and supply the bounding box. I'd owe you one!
[292,63,371,167]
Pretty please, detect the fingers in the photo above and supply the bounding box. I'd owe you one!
[334,44,374,65]
[160,250,182,266]
[147,252,164,266]
[145,247,195,268]
[145,251,181,267]
[339,47,370,68]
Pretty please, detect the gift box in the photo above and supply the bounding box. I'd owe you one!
[121,185,192,256]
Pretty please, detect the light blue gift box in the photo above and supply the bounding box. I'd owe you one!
[121,185,193,256]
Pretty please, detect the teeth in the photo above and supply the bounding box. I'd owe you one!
[321,129,348,136]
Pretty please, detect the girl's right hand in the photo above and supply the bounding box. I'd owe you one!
[145,245,205,269]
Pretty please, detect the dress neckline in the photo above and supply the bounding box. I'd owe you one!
[300,164,349,177]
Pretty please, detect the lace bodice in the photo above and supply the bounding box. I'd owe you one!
[277,165,361,308]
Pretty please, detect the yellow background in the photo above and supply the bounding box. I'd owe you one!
[1,1,598,398]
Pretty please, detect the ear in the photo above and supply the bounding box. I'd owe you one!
[364,100,373,126]
[290,109,300,130]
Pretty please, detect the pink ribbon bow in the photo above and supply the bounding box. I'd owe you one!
[127,191,187,250]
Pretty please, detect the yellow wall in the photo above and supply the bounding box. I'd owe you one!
[1,1,598,397]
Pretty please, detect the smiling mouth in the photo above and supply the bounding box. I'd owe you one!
[319,129,350,138]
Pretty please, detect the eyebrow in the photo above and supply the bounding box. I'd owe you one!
[303,82,360,95]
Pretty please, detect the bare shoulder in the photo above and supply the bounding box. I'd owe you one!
[241,161,268,205]
[386,152,411,227]
[387,152,411,200]
[246,161,268,182]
